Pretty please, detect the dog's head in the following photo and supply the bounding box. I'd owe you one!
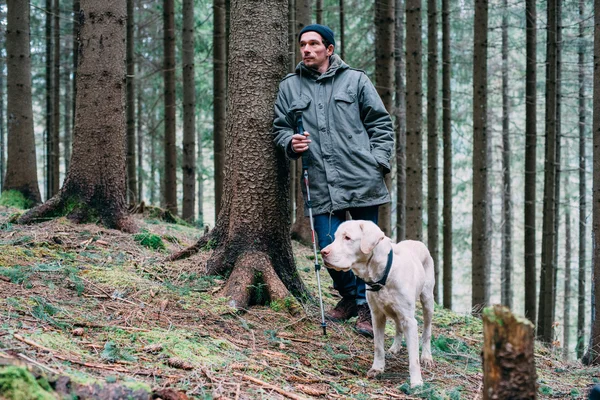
[321,220,385,277]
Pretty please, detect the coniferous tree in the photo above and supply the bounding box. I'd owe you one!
[405,0,423,241]
[471,0,490,313]
[4,0,42,205]
[163,0,177,214]
[72,0,79,133]
[182,0,196,222]
[0,13,5,191]
[45,0,55,200]
[427,0,439,301]
[214,0,226,217]
[563,175,571,360]
[52,0,60,191]
[375,0,394,237]
[395,0,406,241]
[339,0,345,61]
[441,0,452,309]
[126,0,137,204]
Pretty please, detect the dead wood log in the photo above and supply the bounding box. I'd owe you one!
[482,305,538,399]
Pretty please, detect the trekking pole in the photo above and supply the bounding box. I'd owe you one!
[296,111,327,336]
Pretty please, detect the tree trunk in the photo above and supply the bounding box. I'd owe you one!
[395,0,406,242]
[538,0,558,343]
[375,0,394,237]
[72,0,80,132]
[288,0,295,221]
[482,305,537,399]
[150,110,157,206]
[0,16,5,192]
[426,0,438,302]
[17,0,135,234]
[4,0,42,205]
[576,0,587,360]
[290,0,312,245]
[563,174,571,360]
[339,0,345,61]
[405,0,423,241]
[52,0,61,192]
[213,0,227,218]
[316,0,322,24]
[524,0,537,325]
[163,0,177,214]
[197,124,204,226]
[472,0,490,313]
[441,0,452,310]
[45,0,54,200]
[585,0,600,366]
[126,0,137,205]
[191,0,306,309]
[136,57,143,201]
[500,0,512,310]
[182,0,196,222]
[63,50,71,174]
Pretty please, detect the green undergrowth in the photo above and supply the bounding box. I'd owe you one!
[133,230,166,250]
[0,366,56,400]
[0,190,34,210]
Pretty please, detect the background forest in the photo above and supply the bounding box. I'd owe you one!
[0,0,599,396]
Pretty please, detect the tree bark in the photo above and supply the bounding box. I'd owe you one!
[290,0,312,245]
[4,0,42,205]
[501,0,512,310]
[472,0,490,313]
[524,0,537,325]
[163,0,177,214]
[482,305,537,399]
[585,0,600,366]
[576,0,587,361]
[316,0,323,24]
[136,56,143,202]
[182,0,196,222]
[17,0,135,233]
[563,174,571,360]
[0,15,5,192]
[395,0,406,242]
[426,0,438,302]
[441,0,452,310]
[63,48,71,174]
[538,0,558,343]
[52,0,61,192]
[197,123,204,226]
[213,0,227,218]
[375,0,394,237]
[405,0,423,241]
[339,0,345,61]
[45,0,54,200]
[72,0,80,137]
[126,0,137,205]
[180,0,306,310]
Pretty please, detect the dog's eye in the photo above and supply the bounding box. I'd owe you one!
[343,235,351,241]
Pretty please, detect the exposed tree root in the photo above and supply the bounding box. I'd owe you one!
[167,233,214,261]
[220,251,290,310]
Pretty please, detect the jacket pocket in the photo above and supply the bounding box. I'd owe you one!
[333,92,355,104]
[288,96,312,112]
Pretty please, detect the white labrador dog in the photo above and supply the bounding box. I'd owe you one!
[320,220,435,387]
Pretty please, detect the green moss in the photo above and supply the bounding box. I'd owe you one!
[0,366,56,400]
[133,231,166,251]
[0,191,34,209]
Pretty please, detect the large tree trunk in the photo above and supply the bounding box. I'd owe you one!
[315,0,322,24]
[339,0,345,61]
[17,0,134,234]
[500,0,512,310]
[482,305,537,399]
[175,0,306,309]
[45,0,54,200]
[63,33,72,174]
[585,0,600,366]
[471,0,490,313]
[405,0,423,241]
[197,124,204,226]
[538,0,558,343]
[395,0,406,241]
[290,0,312,245]
[136,56,143,201]
[563,174,571,360]
[163,0,177,214]
[375,0,394,237]
[576,0,587,361]
[524,0,537,325]
[426,0,438,302]
[126,0,137,205]
[0,14,5,192]
[182,0,196,222]
[4,0,42,205]
[441,0,452,310]
[213,0,227,218]
[72,0,80,138]
[52,0,61,191]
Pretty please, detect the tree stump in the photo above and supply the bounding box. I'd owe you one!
[482,305,537,399]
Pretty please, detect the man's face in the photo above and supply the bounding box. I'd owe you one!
[299,31,333,73]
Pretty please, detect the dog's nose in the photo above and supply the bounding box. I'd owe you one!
[321,247,330,257]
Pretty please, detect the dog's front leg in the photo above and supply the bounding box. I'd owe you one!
[403,317,423,387]
[367,312,387,378]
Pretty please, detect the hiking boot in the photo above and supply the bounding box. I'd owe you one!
[355,304,373,338]
[327,297,358,322]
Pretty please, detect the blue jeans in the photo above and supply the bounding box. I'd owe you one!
[313,206,379,305]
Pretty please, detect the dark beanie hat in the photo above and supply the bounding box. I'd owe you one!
[298,24,335,49]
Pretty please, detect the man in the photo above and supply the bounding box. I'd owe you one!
[272,24,394,337]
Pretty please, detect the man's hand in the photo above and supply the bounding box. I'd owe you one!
[291,132,311,153]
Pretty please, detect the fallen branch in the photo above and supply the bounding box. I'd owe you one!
[235,373,308,400]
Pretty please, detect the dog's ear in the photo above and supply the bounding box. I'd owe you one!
[359,221,385,254]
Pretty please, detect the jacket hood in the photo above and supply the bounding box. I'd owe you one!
[295,54,348,80]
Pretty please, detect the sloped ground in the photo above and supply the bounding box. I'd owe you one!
[0,205,597,399]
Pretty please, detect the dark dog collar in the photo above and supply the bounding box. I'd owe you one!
[365,249,394,292]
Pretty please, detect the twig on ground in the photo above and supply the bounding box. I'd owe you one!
[234,373,308,400]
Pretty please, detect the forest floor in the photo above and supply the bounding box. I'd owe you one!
[0,205,597,400]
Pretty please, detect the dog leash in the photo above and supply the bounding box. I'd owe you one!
[365,249,394,292]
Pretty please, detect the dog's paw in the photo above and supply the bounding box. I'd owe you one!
[367,368,383,378]
[420,355,435,368]
[410,378,424,388]
[388,343,402,355]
